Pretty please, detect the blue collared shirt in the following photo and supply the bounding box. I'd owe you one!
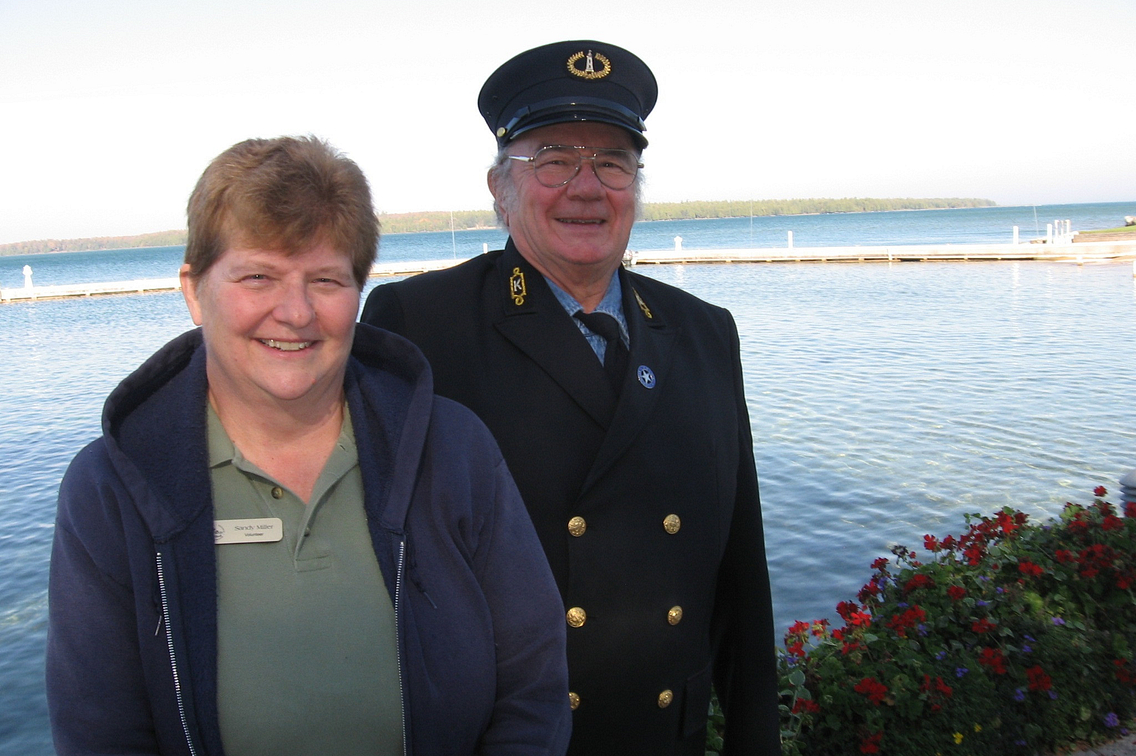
[545,274,629,364]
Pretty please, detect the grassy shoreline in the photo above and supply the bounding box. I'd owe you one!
[0,197,995,256]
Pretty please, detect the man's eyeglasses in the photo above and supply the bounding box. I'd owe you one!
[507,145,643,190]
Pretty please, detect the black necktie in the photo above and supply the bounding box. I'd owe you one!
[575,311,628,394]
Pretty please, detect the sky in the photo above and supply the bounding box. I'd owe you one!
[1,0,1134,245]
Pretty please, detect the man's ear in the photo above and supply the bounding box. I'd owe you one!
[487,169,508,228]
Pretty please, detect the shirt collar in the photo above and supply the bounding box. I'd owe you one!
[544,272,629,341]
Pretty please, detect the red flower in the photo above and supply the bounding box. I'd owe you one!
[904,574,935,593]
[971,618,997,634]
[854,677,889,705]
[887,605,926,637]
[1126,501,1136,519]
[810,619,830,637]
[979,646,1007,674]
[1055,549,1075,564]
[920,673,953,711]
[1118,573,1133,590]
[837,601,860,622]
[1026,664,1052,692]
[924,534,940,552]
[947,585,967,601]
[1115,659,1135,685]
[1094,486,1108,497]
[1102,514,1124,531]
[786,640,805,658]
[787,620,811,637]
[792,698,820,715]
[871,557,889,571]
[1018,560,1043,577]
[860,731,883,754]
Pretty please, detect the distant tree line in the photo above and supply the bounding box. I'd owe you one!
[378,210,498,235]
[0,230,187,257]
[1,198,996,255]
[638,197,995,221]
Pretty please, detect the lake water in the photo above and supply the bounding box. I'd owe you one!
[2,202,1134,753]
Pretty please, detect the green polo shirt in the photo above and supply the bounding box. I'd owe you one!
[208,406,402,756]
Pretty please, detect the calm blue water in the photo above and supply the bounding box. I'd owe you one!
[2,202,1135,753]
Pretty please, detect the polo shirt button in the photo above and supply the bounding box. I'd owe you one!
[567,516,587,537]
[566,607,586,628]
[658,689,674,708]
[667,606,683,625]
[271,487,284,499]
[568,692,580,710]
[663,514,681,534]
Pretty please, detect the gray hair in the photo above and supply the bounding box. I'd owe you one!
[488,145,645,230]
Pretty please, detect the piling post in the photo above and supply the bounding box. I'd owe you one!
[1120,469,1136,506]
[788,231,794,249]
[23,265,33,288]
[1046,223,1053,244]
[1013,226,1019,245]
[674,236,682,252]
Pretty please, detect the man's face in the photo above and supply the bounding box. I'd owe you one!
[493,122,639,287]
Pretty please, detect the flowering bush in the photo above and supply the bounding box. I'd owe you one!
[771,486,1136,756]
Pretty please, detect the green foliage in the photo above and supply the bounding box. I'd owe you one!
[377,210,498,235]
[0,230,188,257]
[640,198,996,222]
[772,487,1136,756]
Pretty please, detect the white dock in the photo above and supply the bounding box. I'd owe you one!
[4,239,1134,304]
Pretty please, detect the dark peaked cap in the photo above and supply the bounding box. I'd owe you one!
[478,40,658,149]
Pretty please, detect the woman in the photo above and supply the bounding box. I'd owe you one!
[46,136,570,755]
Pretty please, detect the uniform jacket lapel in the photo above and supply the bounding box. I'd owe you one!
[491,243,618,427]
[582,268,676,493]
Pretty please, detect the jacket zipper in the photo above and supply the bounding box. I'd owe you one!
[395,537,408,756]
[156,552,199,756]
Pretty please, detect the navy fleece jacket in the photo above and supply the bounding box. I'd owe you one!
[46,324,571,755]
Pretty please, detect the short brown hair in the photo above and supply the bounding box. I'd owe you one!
[185,136,378,288]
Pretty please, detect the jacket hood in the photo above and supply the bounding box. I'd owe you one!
[100,323,436,541]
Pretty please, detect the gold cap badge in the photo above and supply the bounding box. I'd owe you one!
[566,50,611,80]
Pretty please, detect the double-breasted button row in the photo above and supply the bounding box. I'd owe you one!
[566,514,681,535]
[565,606,682,627]
[565,690,674,711]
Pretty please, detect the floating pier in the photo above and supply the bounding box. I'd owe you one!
[4,240,1134,304]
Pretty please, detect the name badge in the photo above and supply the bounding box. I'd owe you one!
[214,518,284,544]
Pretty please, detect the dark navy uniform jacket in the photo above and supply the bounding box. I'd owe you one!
[362,241,780,756]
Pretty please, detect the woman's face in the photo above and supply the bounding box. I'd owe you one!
[180,240,360,414]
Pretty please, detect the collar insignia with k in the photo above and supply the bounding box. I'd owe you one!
[509,267,527,306]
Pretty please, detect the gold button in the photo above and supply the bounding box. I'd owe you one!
[658,689,674,708]
[271,487,284,499]
[566,607,587,628]
[663,514,681,534]
[568,692,580,710]
[567,516,587,537]
[667,606,683,625]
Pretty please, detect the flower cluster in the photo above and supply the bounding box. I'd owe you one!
[771,486,1136,756]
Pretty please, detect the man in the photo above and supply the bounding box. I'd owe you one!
[362,41,779,755]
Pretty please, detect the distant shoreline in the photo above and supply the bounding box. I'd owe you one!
[0,197,996,257]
